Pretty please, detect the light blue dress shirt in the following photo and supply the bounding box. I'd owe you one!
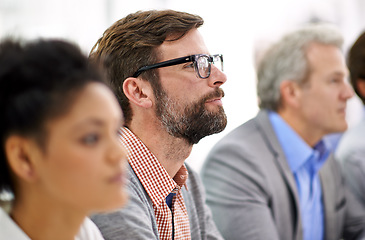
[269,111,330,240]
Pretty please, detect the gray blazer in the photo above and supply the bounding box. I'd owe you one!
[201,110,365,240]
[336,119,365,209]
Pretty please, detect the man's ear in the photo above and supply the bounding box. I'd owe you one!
[279,80,301,109]
[123,77,153,108]
[5,136,38,182]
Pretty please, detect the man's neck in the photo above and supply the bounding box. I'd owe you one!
[127,122,192,178]
[278,110,323,147]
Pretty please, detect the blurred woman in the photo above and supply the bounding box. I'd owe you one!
[0,38,128,240]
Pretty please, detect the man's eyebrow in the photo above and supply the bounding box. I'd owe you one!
[331,71,348,77]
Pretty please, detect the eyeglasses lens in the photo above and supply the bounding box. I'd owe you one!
[196,55,210,78]
[212,55,223,72]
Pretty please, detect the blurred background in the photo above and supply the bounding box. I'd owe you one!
[1,0,365,172]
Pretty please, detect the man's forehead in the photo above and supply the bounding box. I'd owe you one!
[157,29,208,60]
[306,43,346,69]
[305,42,342,57]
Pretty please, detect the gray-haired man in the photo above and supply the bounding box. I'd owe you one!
[201,24,365,240]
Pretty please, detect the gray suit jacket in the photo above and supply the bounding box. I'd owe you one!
[201,110,365,240]
[336,119,365,209]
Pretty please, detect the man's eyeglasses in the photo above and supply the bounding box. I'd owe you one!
[132,54,223,79]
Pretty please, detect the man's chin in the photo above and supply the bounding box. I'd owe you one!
[328,123,348,135]
[205,103,224,111]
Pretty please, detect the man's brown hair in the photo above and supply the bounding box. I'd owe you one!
[89,10,204,125]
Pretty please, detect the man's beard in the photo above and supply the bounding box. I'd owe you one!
[155,87,227,145]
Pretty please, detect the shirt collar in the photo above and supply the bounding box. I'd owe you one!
[120,127,188,207]
[268,111,330,174]
[0,207,30,240]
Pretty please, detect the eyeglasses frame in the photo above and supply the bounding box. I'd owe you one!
[131,54,223,79]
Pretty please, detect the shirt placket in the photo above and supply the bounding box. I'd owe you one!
[172,189,191,240]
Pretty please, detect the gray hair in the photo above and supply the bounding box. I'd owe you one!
[257,24,344,111]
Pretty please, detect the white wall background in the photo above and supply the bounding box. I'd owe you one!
[1,0,365,173]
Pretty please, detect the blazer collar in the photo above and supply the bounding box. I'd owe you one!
[255,109,303,238]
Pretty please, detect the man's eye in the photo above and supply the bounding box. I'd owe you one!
[184,63,194,69]
[81,134,99,145]
[330,79,341,84]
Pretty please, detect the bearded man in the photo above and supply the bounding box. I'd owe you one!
[89,9,227,240]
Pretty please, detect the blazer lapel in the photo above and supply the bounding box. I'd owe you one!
[256,110,303,239]
[319,156,335,240]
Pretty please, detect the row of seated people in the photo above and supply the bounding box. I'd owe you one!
[1,9,365,240]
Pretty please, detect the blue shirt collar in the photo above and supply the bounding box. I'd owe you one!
[268,111,330,174]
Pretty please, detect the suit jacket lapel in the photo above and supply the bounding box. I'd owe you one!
[319,156,335,240]
[256,110,303,239]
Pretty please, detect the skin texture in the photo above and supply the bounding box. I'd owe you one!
[278,42,354,146]
[123,28,227,178]
[6,82,128,240]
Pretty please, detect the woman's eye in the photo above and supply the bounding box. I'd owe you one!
[81,134,99,145]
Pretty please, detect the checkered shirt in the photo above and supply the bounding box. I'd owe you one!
[120,127,191,240]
